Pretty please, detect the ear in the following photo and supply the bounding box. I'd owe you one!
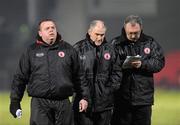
[38,31,42,37]
[88,29,91,36]
[140,25,143,30]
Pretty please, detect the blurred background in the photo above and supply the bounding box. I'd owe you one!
[0,0,180,125]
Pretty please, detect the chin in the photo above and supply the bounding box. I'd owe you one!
[50,38,55,41]
[49,41,54,44]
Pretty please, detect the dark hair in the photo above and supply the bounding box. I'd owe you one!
[38,19,56,31]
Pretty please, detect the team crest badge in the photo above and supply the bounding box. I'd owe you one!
[58,51,65,57]
[104,53,111,60]
[144,47,151,54]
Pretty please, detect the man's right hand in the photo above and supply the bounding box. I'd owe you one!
[10,101,21,118]
[79,99,88,112]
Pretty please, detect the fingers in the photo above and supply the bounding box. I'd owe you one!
[10,101,21,118]
[131,61,141,68]
[79,103,84,112]
[16,109,22,118]
[79,99,88,112]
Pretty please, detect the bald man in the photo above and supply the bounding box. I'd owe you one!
[73,20,122,125]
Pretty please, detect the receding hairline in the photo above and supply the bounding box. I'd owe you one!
[38,19,56,30]
[88,20,107,32]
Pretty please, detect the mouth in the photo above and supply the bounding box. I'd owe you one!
[49,33,54,36]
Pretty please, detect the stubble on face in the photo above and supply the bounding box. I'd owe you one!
[124,23,141,42]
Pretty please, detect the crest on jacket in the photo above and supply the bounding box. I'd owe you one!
[104,52,111,60]
[144,47,151,54]
[58,51,65,57]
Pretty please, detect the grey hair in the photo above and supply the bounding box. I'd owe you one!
[88,20,107,32]
[124,15,143,27]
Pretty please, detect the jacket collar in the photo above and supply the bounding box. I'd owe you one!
[36,32,62,48]
[119,28,148,45]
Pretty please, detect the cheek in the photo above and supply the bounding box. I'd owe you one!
[41,33,49,40]
[126,34,130,39]
[99,36,104,41]
[90,35,96,41]
[137,34,141,38]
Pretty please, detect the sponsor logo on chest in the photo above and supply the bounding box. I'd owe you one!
[36,52,44,57]
[79,55,86,60]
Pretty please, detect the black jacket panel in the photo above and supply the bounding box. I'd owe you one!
[73,35,122,112]
[10,39,81,102]
[112,29,165,106]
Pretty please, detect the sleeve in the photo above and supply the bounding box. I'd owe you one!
[10,48,31,103]
[109,45,123,92]
[71,47,90,102]
[141,39,165,73]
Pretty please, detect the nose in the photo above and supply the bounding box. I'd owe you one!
[50,28,54,32]
[131,34,136,38]
[97,35,103,41]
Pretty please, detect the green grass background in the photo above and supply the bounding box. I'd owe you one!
[0,89,180,125]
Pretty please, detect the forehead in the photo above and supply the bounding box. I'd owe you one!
[125,23,141,32]
[91,26,106,34]
[40,21,55,28]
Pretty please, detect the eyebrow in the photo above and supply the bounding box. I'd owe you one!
[95,33,105,36]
